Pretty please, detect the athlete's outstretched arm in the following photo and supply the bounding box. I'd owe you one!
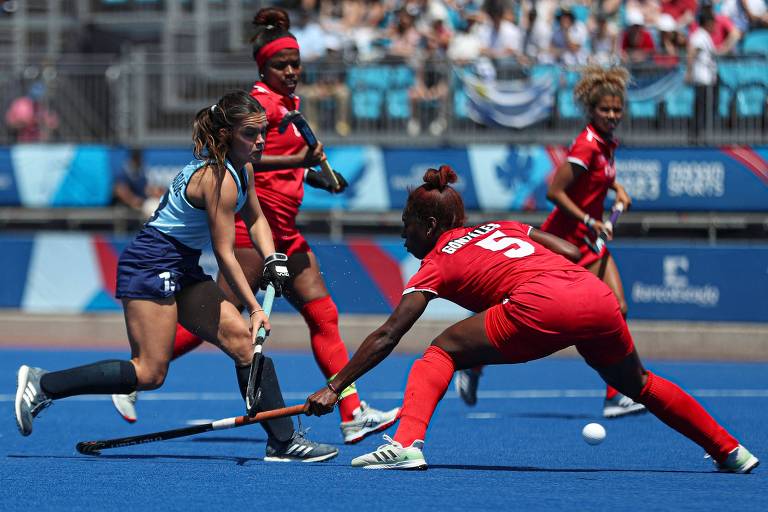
[239,165,277,259]
[305,291,431,416]
[203,168,265,334]
[530,228,581,262]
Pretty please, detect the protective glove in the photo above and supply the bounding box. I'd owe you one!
[305,168,349,194]
[260,253,289,296]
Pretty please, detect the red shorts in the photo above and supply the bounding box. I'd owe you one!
[484,270,634,367]
[234,209,311,256]
[576,241,608,268]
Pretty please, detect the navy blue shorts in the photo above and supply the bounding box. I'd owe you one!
[116,226,212,300]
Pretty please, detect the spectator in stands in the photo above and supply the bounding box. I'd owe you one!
[661,0,699,48]
[520,6,553,64]
[620,11,657,65]
[4,81,58,143]
[721,0,768,31]
[550,7,589,66]
[590,12,619,65]
[686,8,719,143]
[690,1,743,55]
[476,0,524,65]
[387,8,423,60]
[625,0,662,28]
[112,148,166,220]
[654,13,684,66]
[447,10,484,64]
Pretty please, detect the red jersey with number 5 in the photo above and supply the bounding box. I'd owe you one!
[540,124,617,245]
[403,221,590,312]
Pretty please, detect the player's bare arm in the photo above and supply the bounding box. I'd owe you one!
[548,161,606,232]
[305,291,431,416]
[530,228,581,262]
[609,181,632,211]
[240,167,277,259]
[199,167,267,336]
[253,144,324,171]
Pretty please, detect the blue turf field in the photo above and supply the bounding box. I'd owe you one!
[1,348,766,511]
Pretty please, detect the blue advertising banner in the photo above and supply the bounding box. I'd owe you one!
[612,244,768,322]
[616,146,768,211]
[1,145,766,211]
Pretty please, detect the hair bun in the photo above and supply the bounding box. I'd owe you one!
[423,165,458,190]
[252,7,290,30]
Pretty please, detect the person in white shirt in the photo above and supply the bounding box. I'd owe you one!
[686,9,719,143]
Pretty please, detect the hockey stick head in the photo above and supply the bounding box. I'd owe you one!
[76,441,103,455]
[277,110,318,147]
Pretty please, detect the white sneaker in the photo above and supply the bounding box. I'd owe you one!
[15,365,52,436]
[713,445,760,474]
[351,435,427,470]
[340,401,400,444]
[112,392,138,423]
[454,369,481,406]
[603,393,646,418]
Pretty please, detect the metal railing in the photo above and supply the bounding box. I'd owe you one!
[2,53,767,147]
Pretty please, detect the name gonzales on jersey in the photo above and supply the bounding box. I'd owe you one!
[440,224,501,254]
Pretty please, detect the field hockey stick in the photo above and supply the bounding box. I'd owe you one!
[75,403,308,455]
[584,203,625,254]
[277,110,341,191]
[245,283,276,416]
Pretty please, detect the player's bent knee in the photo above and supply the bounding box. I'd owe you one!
[135,364,169,390]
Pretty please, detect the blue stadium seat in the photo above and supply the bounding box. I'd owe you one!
[557,88,581,119]
[385,88,410,119]
[720,85,734,118]
[735,84,767,117]
[351,89,383,120]
[629,98,657,119]
[742,30,768,56]
[389,65,415,89]
[530,64,559,85]
[664,85,694,118]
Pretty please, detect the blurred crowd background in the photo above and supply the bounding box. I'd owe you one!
[1,0,767,148]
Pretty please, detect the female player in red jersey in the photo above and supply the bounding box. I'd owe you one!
[111,7,398,445]
[305,166,758,473]
[456,65,643,419]
[15,90,337,462]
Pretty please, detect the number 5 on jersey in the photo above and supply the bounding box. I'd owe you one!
[476,231,535,258]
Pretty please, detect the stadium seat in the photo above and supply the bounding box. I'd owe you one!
[385,88,410,120]
[557,88,581,119]
[742,30,768,56]
[351,89,384,120]
[629,98,657,119]
[664,85,694,118]
[735,84,767,117]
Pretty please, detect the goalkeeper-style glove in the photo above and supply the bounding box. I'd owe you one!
[260,253,289,296]
[305,168,349,193]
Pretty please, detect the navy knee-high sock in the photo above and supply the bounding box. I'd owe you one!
[235,357,294,443]
[40,360,137,400]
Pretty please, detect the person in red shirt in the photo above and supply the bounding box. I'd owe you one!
[619,12,657,64]
[457,66,643,418]
[111,7,399,447]
[304,165,758,473]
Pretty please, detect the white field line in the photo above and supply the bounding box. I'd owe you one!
[1,389,767,402]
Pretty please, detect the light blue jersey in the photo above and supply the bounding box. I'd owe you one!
[147,159,250,250]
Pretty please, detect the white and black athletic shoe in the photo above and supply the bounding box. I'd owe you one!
[603,393,647,418]
[264,431,339,463]
[15,365,53,436]
[351,435,427,470]
[112,391,138,423]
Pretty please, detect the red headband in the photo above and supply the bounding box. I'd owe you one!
[256,37,300,69]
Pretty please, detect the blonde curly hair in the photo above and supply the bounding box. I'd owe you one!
[573,65,630,113]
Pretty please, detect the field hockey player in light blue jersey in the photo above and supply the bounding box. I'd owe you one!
[14,90,338,463]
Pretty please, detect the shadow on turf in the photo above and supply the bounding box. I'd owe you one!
[9,454,265,466]
[428,464,707,474]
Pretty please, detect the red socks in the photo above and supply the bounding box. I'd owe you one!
[300,296,361,421]
[637,371,739,463]
[605,385,619,400]
[394,345,455,447]
[172,325,204,360]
